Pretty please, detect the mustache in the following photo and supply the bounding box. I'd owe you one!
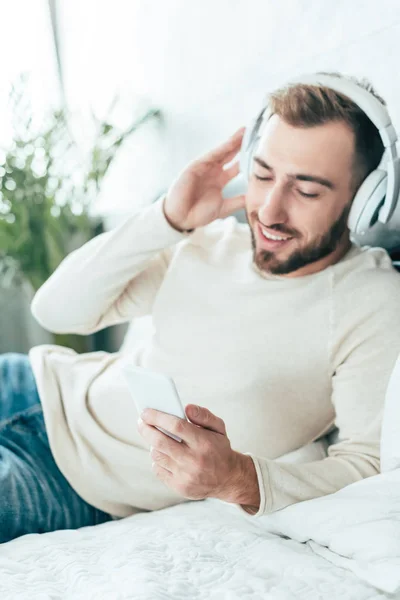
[250,212,298,238]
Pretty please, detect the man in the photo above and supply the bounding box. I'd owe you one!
[2,72,400,543]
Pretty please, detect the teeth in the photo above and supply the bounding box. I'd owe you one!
[261,227,291,241]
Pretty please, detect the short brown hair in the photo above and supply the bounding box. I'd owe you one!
[267,71,386,193]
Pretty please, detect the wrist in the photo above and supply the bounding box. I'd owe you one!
[217,452,260,512]
[162,196,194,234]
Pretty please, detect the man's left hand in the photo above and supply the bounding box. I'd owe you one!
[137,404,258,507]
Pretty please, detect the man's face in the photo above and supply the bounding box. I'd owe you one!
[245,115,357,277]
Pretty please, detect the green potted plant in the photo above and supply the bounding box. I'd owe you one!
[0,75,161,352]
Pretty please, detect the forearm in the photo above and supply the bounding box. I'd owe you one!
[31,198,186,335]
[215,429,380,516]
[235,441,379,517]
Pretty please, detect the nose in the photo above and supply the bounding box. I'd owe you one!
[257,182,289,226]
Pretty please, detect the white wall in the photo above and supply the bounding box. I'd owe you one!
[0,0,60,146]
[56,0,400,221]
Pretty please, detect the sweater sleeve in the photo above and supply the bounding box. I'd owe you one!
[31,198,191,335]
[235,265,400,517]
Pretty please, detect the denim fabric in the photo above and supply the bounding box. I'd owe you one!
[0,353,112,544]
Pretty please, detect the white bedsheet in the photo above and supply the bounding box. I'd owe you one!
[0,497,395,600]
[255,469,400,596]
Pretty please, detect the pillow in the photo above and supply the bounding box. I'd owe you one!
[251,470,400,595]
[381,352,400,472]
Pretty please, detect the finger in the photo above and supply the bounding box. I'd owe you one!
[150,447,176,472]
[185,405,227,435]
[221,160,240,184]
[219,194,246,219]
[152,463,174,482]
[141,409,193,444]
[137,418,184,459]
[202,127,245,165]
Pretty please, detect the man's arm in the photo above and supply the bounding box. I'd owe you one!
[31,126,246,337]
[31,198,189,335]
[229,270,400,517]
[233,419,382,516]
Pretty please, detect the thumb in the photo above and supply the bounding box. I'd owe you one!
[185,404,227,435]
[220,194,246,219]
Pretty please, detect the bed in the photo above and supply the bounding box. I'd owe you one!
[0,466,399,600]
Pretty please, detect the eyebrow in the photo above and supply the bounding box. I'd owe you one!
[253,156,336,190]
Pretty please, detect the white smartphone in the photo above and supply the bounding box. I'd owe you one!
[121,364,188,442]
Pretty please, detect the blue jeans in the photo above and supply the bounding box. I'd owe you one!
[0,353,112,543]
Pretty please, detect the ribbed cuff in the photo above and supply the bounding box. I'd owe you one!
[233,453,271,517]
[145,195,195,243]
[157,194,195,235]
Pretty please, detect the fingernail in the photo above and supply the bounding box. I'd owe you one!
[191,405,199,417]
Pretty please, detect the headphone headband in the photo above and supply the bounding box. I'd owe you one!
[289,74,395,139]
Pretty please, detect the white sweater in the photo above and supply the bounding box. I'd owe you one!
[30,198,400,518]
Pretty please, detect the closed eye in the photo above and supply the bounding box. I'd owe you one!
[253,175,271,181]
[299,192,319,198]
[253,175,319,198]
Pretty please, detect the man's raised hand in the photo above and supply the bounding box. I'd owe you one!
[163,127,246,232]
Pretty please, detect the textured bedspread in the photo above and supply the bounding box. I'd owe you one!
[0,498,393,600]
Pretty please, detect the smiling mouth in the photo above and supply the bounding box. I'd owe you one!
[257,223,295,248]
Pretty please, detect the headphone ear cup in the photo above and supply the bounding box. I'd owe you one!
[240,106,270,183]
[347,169,387,234]
[239,126,253,183]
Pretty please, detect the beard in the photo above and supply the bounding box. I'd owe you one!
[248,203,351,276]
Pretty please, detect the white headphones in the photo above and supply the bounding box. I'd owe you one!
[237,73,400,239]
